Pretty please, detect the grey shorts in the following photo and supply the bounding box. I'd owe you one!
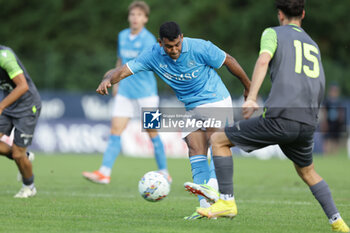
[225,116,315,167]
[0,110,41,148]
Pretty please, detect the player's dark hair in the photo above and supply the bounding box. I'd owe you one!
[159,21,182,41]
[275,0,304,18]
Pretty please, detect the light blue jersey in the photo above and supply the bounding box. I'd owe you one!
[127,37,230,110]
[117,28,157,99]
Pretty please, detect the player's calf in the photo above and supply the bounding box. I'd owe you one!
[17,151,35,181]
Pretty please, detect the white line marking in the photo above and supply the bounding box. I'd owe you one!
[2,190,350,207]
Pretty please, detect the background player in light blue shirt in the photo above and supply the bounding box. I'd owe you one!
[83,1,170,184]
[96,21,251,219]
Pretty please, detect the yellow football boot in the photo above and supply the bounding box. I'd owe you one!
[332,218,350,232]
[196,199,237,219]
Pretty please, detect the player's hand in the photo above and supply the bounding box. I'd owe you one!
[96,80,112,95]
[242,99,259,119]
[243,88,249,100]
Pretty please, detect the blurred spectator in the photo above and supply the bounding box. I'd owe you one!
[321,84,346,155]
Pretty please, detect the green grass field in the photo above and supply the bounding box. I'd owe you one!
[1,152,349,233]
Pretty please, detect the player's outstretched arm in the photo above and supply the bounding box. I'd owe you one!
[223,54,251,99]
[112,59,123,96]
[242,52,271,119]
[96,64,132,95]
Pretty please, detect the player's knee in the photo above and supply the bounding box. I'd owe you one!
[110,125,124,135]
[11,144,27,160]
[296,164,317,182]
[210,132,230,149]
[210,132,220,146]
[11,151,26,160]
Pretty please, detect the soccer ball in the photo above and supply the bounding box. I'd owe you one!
[138,171,170,202]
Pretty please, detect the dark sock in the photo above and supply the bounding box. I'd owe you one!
[310,180,339,219]
[213,156,234,195]
[23,175,34,186]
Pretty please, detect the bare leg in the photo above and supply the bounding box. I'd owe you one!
[110,117,129,135]
[294,163,322,186]
[12,144,32,179]
[210,130,234,156]
[184,129,209,156]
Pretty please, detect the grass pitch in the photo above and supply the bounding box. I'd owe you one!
[0,152,349,233]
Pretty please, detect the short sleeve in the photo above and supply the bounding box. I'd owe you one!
[0,49,23,79]
[201,41,226,69]
[126,49,152,74]
[259,28,277,58]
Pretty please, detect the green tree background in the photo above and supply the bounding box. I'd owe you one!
[1,0,349,97]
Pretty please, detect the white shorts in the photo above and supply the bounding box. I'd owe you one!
[182,96,234,138]
[112,95,159,118]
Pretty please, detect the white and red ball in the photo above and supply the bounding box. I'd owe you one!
[138,171,170,202]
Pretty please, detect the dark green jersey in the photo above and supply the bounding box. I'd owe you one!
[259,24,325,126]
[0,45,41,117]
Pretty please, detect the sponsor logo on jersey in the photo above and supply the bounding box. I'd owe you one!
[163,69,199,81]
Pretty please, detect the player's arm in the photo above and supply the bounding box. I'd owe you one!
[96,64,132,95]
[0,73,29,115]
[223,54,251,99]
[112,58,122,96]
[97,49,152,95]
[242,28,276,119]
[0,50,29,115]
[242,53,271,119]
[201,40,250,98]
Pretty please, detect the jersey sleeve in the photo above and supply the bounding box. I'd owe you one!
[126,49,152,74]
[0,49,23,79]
[259,28,277,58]
[201,41,226,69]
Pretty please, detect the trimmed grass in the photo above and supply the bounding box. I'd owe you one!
[0,153,349,233]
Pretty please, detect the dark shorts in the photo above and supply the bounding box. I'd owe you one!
[225,116,316,167]
[0,109,41,148]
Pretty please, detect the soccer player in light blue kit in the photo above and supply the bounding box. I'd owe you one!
[83,1,170,184]
[96,21,251,219]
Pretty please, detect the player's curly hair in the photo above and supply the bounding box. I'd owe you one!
[159,21,182,41]
[275,0,304,18]
[128,1,150,17]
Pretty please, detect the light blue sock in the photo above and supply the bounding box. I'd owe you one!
[190,155,210,201]
[209,147,217,179]
[151,135,167,170]
[101,135,121,169]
